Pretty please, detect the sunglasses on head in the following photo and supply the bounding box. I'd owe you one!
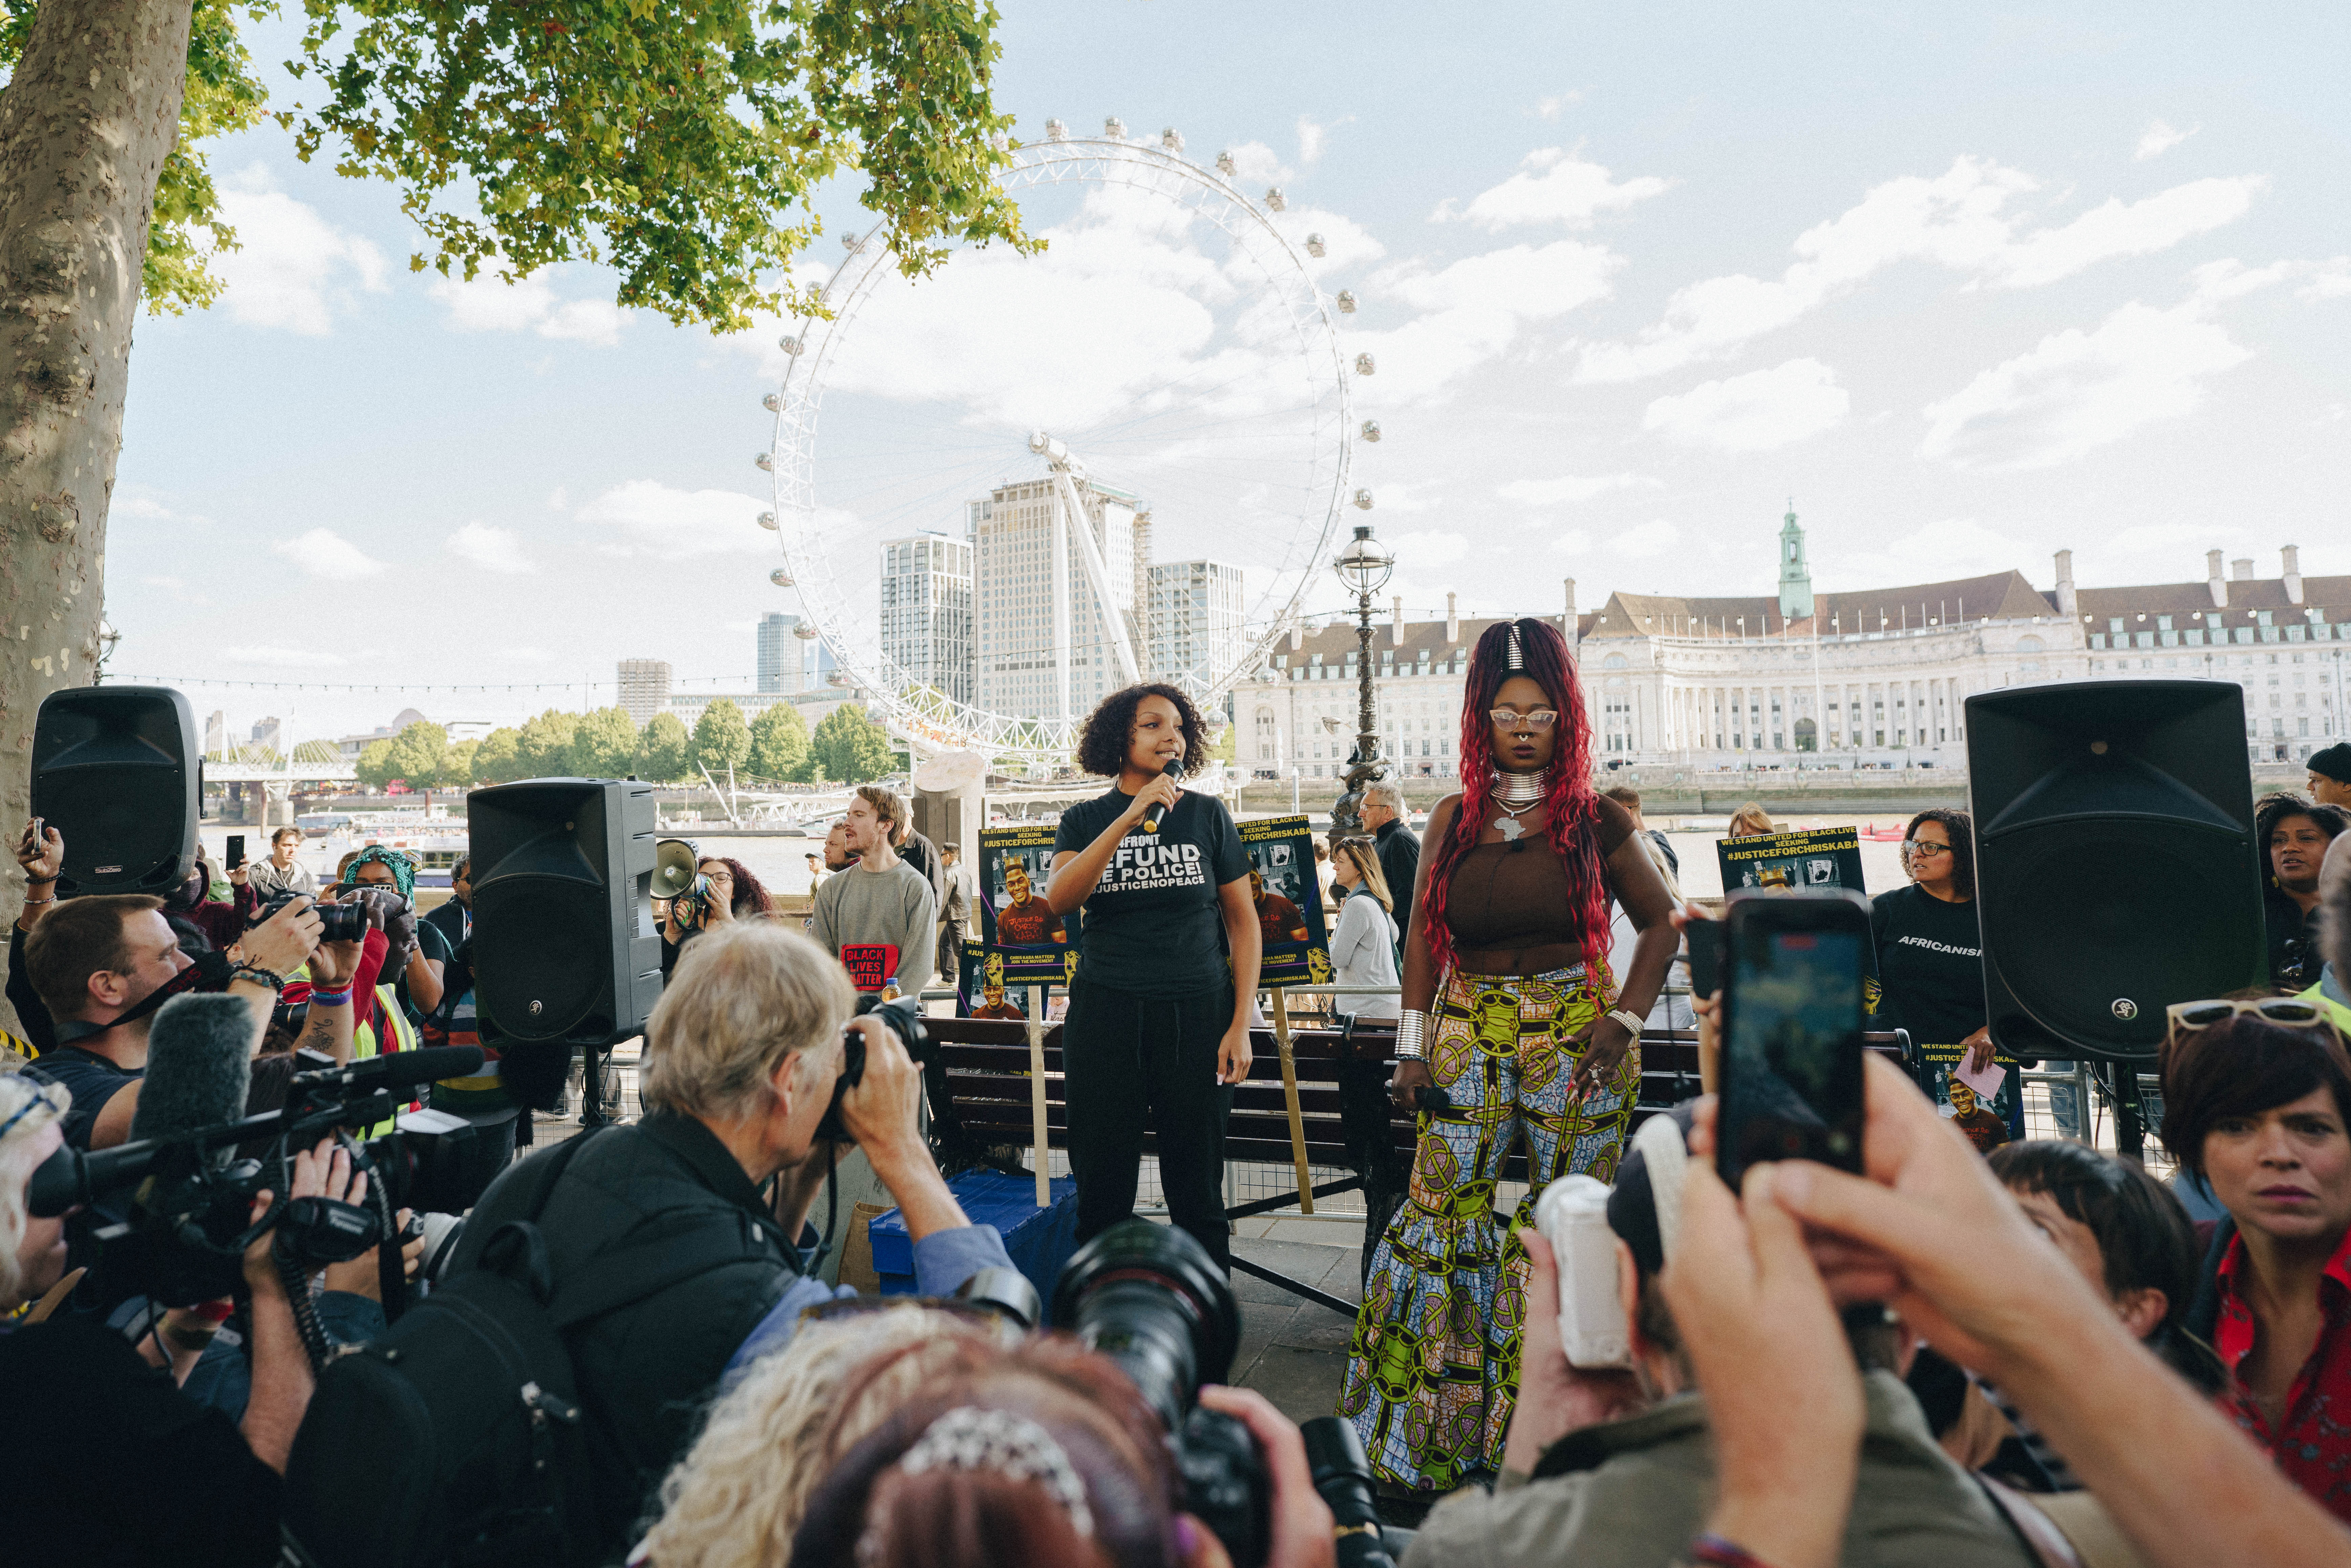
[2166,997,2335,1032]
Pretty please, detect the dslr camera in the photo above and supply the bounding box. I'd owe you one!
[813,994,935,1144]
[259,891,369,945]
[1053,1220,1397,1568]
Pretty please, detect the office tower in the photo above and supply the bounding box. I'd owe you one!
[205,710,227,756]
[880,533,975,707]
[758,612,804,694]
[251,715,283,752]
[1147,559,1246,691]
[971,477,1139,721]
[617,659,673,725]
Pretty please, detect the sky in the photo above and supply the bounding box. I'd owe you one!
[101,2,2351,740]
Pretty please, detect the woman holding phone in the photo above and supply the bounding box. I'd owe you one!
[1045,683,1260,1269]
[1342,616,1677,1492]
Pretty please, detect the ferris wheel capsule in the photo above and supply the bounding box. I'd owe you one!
[1353,489,1375,510]
[1360,420,1381,443]
[757,511,778,530]
[762,393,781,412]
[769,568,794,587]
[1161,127,1183,151]
[779,334,803,356]
[792,621,819,639]
[1335,290,1357,314]
[1104,116,1127,139]
[755,452,774,471]
[1265,187,1286,212]
[1215,150,1236,174]
[1046,118,1068,141]
[1305,233,1326,258]
[1354,353,1376,376]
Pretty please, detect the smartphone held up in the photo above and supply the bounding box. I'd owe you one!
[1714,890,1871,1188]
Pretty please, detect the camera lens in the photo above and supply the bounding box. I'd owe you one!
[1051,1219,1239,1434]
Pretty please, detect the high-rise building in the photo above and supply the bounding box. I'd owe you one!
[251,715,283,752]
[617,659,672,725]
[972,478,1139,721]
[204,710,227,756]
[1147,559,1246,693]
[880,533,974,707]
[758,613,804,694]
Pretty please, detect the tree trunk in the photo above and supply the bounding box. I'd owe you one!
[0,0,193,1038]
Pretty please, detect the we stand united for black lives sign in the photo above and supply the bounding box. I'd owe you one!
[1715,826,1867,897]
[977,824,1078,988]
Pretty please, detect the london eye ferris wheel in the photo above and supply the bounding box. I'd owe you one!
[756,119,1372,773]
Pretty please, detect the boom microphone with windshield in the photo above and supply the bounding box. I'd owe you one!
[29,1046,485,1218]
[1143,756,1185,834]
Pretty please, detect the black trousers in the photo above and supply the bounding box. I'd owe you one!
[1062,976,1235,1269]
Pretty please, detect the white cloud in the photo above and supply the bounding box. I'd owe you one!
[210,165,387,335]
[446,522,533,574]
[1545,528,1597,555]
[1919,296,2252,470]
[1297,115,1328,166]
[1498,473,1658,505]
[1534,93,1580,122]
[1349,240,1624,402]
[1432,148,1671,230]
[223,644,351,669]
[113,496,212,526]
[2136,120,2199,160]
[2303,258,2351,299]
[428,267,631,346]
[1987,177,2263,288]
[578,480,776,557]
[1390,529,1471,567]
[1578,157,2263,381]
[272,526,387,581]
[1613,519,1683,558]
[1643,358,1851,451]
[492,646,554,664]
[1819,518,2035,590]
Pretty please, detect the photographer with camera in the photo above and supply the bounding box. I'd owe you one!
[0,1067,372,1565]
[22,890,325,1150]
[1405,1107,2035,1568]
[352,921,1006,1567]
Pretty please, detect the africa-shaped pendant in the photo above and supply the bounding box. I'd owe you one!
[1496,816,1524,841]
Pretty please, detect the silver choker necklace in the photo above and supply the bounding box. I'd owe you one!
[1490,769,1548,840]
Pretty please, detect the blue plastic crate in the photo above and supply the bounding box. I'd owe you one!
[870,1168,1081,1300]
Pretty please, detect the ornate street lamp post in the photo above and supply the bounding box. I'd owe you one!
[1329,523,1394,843]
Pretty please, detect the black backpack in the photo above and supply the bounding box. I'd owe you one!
[283,1129,789,1568]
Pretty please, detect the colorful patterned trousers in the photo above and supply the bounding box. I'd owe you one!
[1338,960,1639,1490]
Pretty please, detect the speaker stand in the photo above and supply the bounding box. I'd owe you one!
[578,1041,621,1128]
[2101,1063,2146,1164]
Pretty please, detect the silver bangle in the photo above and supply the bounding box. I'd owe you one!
[1606,1008,1645,1035]
[1395,1009,1430,1060]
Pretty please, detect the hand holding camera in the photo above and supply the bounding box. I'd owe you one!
[241,895,325,979]
[242,1137,371,1294]
[17,816,62,882]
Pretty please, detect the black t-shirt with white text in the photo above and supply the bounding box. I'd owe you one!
[1868,883,1987,1048]
[1054,785,1249,998]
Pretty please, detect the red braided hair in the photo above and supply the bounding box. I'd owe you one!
[1418,617,1610,979]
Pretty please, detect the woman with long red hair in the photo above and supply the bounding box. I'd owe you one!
[1340,616,1678,1491]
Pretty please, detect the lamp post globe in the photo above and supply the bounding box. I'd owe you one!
[1329,523,1394,843]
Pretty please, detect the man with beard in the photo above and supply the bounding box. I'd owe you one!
[992,860,1066,947]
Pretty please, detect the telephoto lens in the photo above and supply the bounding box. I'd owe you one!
[1053,1220,1269,1568]
[1302,1416,1400,1568]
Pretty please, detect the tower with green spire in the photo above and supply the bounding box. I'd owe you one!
[1777,500,1814,621]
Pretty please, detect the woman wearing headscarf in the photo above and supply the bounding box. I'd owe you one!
[1340,617,1677,1492]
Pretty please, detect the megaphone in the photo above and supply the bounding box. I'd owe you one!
[650,838,702,901]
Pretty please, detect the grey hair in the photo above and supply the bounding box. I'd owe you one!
[1364,780,1405,813]
[639,921,856,1121]
[0,1071,69,1308]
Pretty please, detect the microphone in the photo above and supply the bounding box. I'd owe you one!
[1142,757,1185,834]
[131,994,256,1169]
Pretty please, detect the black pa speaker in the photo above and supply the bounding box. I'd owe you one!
[1967,681,2264,1062]
[31,685,200,896]
[468,778,661,1049]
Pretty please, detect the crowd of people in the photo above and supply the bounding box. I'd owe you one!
[4,646,2351,1568]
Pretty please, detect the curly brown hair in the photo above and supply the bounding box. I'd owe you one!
[1073,683,1206,779]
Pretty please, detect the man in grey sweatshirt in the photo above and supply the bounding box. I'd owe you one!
[809,785,936,996]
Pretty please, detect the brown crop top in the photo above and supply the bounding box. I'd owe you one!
[1441,794,1636,957]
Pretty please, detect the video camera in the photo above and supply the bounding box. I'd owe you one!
[29,1046,486,1307]
[1054,1220,1397,1568]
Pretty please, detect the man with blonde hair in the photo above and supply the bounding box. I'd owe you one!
[810,785,936,996]
[433,919,1008,1564]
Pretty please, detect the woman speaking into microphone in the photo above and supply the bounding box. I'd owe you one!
[1046,683,1259,1268]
